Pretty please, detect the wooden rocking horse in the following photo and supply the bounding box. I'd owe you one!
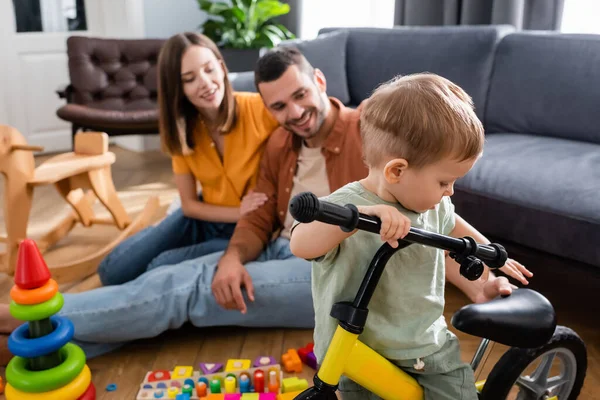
[0,124,160,283]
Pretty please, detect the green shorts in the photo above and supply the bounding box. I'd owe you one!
[338,331,478,400]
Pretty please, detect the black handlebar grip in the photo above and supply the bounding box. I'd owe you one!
[486,243,508,269]
[289,192,321,223]
[289,192,359,232]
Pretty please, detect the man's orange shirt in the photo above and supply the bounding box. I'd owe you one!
[171,92,279,206]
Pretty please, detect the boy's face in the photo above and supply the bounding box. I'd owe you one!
[258,65,328,140]
[388,156,479,213]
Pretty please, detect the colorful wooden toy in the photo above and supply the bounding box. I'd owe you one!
[276,391,302,400]
[225,359,251,372]
[281,349,302,373]
[4,239,96,399]
[137,363,284,399]
[253,356,276,368]
[297,343,317,369]
[281,377,308,393]
[200,363,224,374]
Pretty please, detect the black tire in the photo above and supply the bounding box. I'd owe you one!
[480,325,587,400]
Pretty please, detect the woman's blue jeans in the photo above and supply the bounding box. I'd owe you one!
[97,207,235,286]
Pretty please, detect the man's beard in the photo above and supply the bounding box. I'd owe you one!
[285,96,327,138]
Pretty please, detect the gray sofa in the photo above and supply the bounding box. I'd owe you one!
[231,25,600,294]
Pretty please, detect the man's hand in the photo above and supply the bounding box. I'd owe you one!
[498,258,533,285]
[211,255,255,314]
[473,274,517,304]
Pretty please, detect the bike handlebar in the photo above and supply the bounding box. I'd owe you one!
[289,192,507,269]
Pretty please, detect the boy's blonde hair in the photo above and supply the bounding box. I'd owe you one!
[360,73,484,169]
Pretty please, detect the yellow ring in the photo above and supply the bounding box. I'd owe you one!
[5,364,91,400]
[10,279,58,305]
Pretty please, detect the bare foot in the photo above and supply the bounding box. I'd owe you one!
[0,303,22,334]
[0,334,13,366]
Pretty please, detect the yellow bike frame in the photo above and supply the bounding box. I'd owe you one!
[317,326,423,400]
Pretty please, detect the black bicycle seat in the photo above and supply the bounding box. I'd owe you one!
[451,288,557,348]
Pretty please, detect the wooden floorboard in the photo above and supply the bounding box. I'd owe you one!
[0,145,597,399]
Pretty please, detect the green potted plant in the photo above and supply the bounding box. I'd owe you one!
[197,0,296,72]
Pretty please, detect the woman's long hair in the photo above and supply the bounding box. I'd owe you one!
[157,32,237,155]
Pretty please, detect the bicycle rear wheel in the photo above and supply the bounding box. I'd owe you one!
[480,325,587,400]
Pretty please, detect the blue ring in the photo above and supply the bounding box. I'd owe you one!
[8,315,74,358]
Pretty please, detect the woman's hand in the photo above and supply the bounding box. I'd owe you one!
[240,191,268,216]
[357,205,411,247]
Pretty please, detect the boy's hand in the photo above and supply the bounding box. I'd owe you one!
[357,205,411,247]
[212,255,255,314]
[498,258,533,285]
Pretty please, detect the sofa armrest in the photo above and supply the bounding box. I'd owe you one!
[56,84,74,102]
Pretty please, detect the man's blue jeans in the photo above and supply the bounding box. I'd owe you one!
[60,237,313,358]
[97,207,235,286]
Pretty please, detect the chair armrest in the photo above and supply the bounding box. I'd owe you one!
[56,84,74,102]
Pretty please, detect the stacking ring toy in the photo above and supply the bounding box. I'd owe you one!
[8,315,74,358]
[9,292,64,321]
[10,279,58,305]
[6,343,86,392]
[5,363,91,400]
[77,382,97,400]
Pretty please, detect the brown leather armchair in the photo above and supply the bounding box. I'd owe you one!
[56,36,166,145]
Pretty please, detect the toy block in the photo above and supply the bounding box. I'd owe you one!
[305,352,317,370]
[224,394,241,400]
[277,391,302,400]
[281,349,302,373]
[200,362,224,374]
[172,365,194,379]
[226,359,251,371]
[253,356,276,368]
[259,394,276,400]
[297,343,313,363]
[282,377,309,393]
[177,394,191,400]
[202,395,225,400]
[241,394,259,400]
[148,369,171,381]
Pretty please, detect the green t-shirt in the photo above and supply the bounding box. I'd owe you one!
[306,181,456,362]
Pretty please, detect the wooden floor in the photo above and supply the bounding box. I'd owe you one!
[0,146,597,399]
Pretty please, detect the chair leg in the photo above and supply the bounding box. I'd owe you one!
[71,124,79,149]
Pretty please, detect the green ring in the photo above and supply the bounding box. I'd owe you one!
[10,292,64,321]
[6,343,86,393]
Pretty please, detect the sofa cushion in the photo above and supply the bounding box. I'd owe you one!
[320,25,513,119]
[278,30,351,104]
[229,72,256,93]
[453,133,600,267]
[486,32,600,144]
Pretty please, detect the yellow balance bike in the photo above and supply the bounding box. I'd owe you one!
[289,192,587,400]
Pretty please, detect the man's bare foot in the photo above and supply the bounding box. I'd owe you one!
[0,303,22,333]
[0,334,13,366]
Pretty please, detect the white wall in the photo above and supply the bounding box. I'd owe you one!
[143,0,207,38]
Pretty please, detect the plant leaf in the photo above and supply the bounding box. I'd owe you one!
[274,23,296,39]
[230,6,246,23]
[198,0,231,16]
[254,1,290,27]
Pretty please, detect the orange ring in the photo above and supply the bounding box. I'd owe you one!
[10,279,58,305]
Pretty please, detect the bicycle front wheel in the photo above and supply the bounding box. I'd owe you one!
[480,325,587,400]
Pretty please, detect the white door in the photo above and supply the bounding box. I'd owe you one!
[0,0,145,153]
